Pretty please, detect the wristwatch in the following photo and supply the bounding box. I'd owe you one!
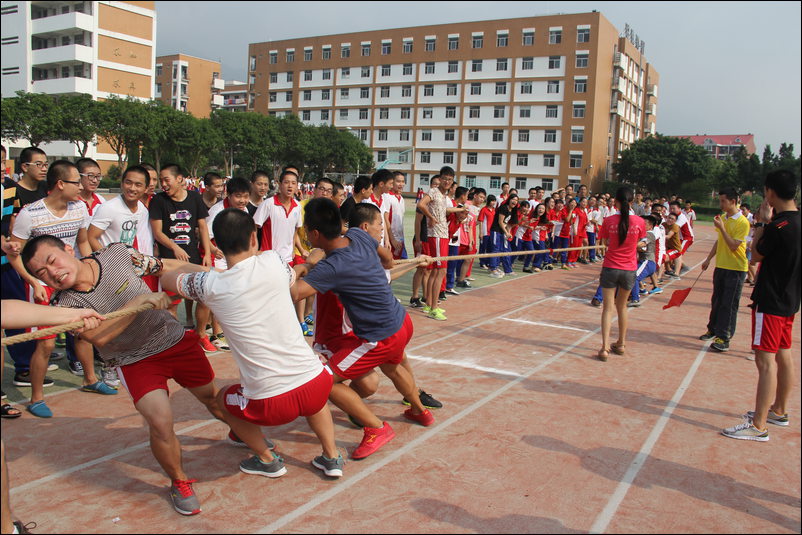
[754,222,765,228]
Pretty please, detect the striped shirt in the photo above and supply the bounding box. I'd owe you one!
[12,198,90,250]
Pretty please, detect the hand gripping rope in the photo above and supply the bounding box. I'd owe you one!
[394,243,606,265]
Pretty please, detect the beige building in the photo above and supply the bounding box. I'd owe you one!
[247,12,659,194]
[220,81,249,112]
[155,53,225,118]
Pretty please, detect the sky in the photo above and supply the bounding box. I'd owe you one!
[155,1,802,155]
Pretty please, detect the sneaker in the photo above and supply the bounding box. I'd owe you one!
[409,297,424,308]
[445,287,460,295]
[403,389,443,409]
[422,305,432,315]
[198,336,218,353]
[649,287,664,294]
[68,360,84,376]
[560,264,570,270]
[456,280,471,288]
[170,479,202,515]
[300,322,314,337]
[312,454,344,477]
[227,430,276,450]
[627,300,641,307]
[12,521,36,534]
[438,291,447,301]
[505,271,516,276]
[721,420,769,442]
[699,331,715,341]
[545,264,554,271]
[590,298,601,307]
[745,410,789,427]
[239,454,287,478]
[55,333,66,348]
[665,270,676,277]
[711,337,729,352]
[13,372,54,388]
[403,408,435,426]
[211,335,230,351]
[428,308,447,321]
[304,314,314,326]
[47,363,58,372]
[639,288,649,295]
[533,267,542,273]
[81,381,118,395]
[102,367,121,388]
[578,258,589,264]
[49,351,64,361]
[351,422,395,459]
[489,269,504,279]
[465,277,476,281]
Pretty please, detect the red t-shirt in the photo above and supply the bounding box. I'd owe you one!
[521,214,534,241]
[559,208,573,238]
[478,207,495,237]
[574,208,588,238]
[598,214,646,271]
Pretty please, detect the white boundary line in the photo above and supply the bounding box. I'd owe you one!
[502,317,592,333]
[406,354,524,378]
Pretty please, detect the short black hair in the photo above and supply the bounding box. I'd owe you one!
[282,164,301,176]
[315,177,334,189]
[371,169,394,188]
[226,177,251,196]
[643,215,658,227]
[279,170,299,183]
[22,235,66,274]
[75,158,100,174]
[353,175,372,194]
[474,187,487,197]
[718,187,739,201]
[20,146,46,165]
[332,181,344,195]
[486,194,496,204]
[669,200,682,209]
[161,163,183,178]
[535,186,544,192]
[439,166,455,178]
[765,169,798,200]
[348,202,381,229]
[304,197,342,239]
[140,162,156,173]
[740,202,750,211]
[46,160,77,191]
[454,186,468,199]
[203,172,223,186]
[122,165,150,184]
[213,208,256,256]
[250,170,269,182]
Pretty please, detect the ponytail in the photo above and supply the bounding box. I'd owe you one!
[616,186,633,244]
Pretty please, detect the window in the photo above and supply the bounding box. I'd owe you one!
[448,37,459,50]
[421,151,431,163]
[472,35,483,48]
[340,88,349,100]
[471,59,483,72]
[468,129,479,141]
[321,89,330,100]
[518,130,530,142]
[521,81,533,94]
[469,106,480,118]
[424,62,435,74]
[492,130,504,142]
[359,108,369,120]
[571,129,584,143]
[403,41,413,53]
[496,58,508,71]
[573,103,586,118]
[400,129,410,141]
[378,129,388,141]
[570,154,583,168]
[543,154,556,167]
[522,31,534,45]
[403,63,413,75]
[341,45,350,58]
[443,152,454,164]
[549,30,562,44]
[155,82,162,95]
[304,70,312,81]
[380,86,390,97]
[304,49,312,61]
[249,74,256,85]
[464,176,476,188]
[382,42,391,55]
[360,87,369,98]
[467,153,478,165]
[339,109,349,119]
[547,80,560,94]
[419,174,430,186]
[522,57,534,70]
[545,105,558,118]
[321,109,329,120]
[493,106,505,118]
[549,56,561,69]
[270,72,278,83]
[445,129,455,140]
[322,48,331,60]
[378,150,387,162]
[424,84,434,96]
[470,83,482,95]
[542,178,554,191]
[269,52,277,64]
[341,67,350,78]
[155,65,162,76]
[379,108,389,119]
[361,66,371,78]
[302,110,311,120]
[497,34,508,47]
[490,177,501,189]
[286,50,294,62]
[381,64,391,76]
[362,43,371,56]
[577,28,590,43]
[286,71,293,82]
[446,83,457,96]
[421,130,432,141]
[303,90,311,101]
[401,107,411,119]
[445,106,456,118]
[448,61,459,73]
[425,38,435,51]
[519,106,531,118]
[250,55,257,70]
[285,91,292,102]
[495,82,507,95]
[269,92,277,103]
[322,69,331,80]
[359,129,368,141]
[422,107,433,119]
[515,177,527,190]
[574,79,587,93]
[401,85,412,97]
[544,130,557,142]
[576,53,589,68]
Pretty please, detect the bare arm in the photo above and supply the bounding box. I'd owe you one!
[377,245,395,270]
[1,300,105,331]
[78,292,172,348]
[76,227,92,257]
[150,219,189,262]
[196,218,213,267]
[289,279,318,302]
[390,256,431,280]
[7,236,47,302]
[87,225,105,252]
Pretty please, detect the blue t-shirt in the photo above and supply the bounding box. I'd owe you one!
[304,227,405,342]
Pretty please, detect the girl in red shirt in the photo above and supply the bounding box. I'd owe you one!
[557,198,577,268]
[477,195,496,269]
[568,198,589,266]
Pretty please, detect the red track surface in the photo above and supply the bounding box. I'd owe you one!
[3,223,800,533]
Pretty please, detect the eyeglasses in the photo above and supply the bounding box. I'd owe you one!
[79,173,103,182]
[61,180,82,185]
[25,161,49,169]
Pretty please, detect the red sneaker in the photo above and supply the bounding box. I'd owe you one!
[403,408,435,427]
[351,422,395,459]
[198,336,218,353]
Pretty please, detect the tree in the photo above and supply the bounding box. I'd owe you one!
[138,101,188,171]
[95,96,148,172]
[210,109,253,177]
[57,94,101,157]
[0,91,62,147]
[180,117,223,177]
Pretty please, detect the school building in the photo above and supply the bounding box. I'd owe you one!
[154,53,226,118]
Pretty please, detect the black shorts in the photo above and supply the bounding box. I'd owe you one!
[599,267,636,290]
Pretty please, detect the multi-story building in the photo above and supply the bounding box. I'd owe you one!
[0,0,156,172]
[220,80,249,112]
[247,12,658,193]
[674,134,756,160]
[155,53,224,117]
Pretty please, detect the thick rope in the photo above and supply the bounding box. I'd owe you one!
[395,244,606,264]
[1,302,155,347]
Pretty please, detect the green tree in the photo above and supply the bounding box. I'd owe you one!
[138,101,187,171]
[57,94,101,157]
[0,91,62,147]
[210,109,253,177]
[180,116,223,177]
[95,96,148,171]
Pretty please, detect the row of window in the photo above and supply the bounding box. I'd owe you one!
[258,28,592,66]
[375,151,584,168]
[419,175,560,191]
[344,127,582,143]
[286,104,587,120]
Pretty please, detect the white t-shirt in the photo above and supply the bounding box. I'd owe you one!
[90,196,152,255]
[385,192,405,243]
[253,195,302,264]
[206,199,249,270]
[652,223,666,262]
[177,251,325,399]
[13,198,90,252]
[362,194,390,247]
[586,208,601,233]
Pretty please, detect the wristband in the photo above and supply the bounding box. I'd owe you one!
[753,222,765,228]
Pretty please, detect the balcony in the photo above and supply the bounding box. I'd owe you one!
[646,103,656,115]
[613,52,622,67]
[32,44,93,67]
[647,84,657,97]
[212,78,225,90]
[212,94,224,106]
[224,98,247,106]
[610,100,624,116]
[31,76,93,95]
[31,11,94,35]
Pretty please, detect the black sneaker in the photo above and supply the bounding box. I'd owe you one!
[456,280,471,288]
[445,288,459,295]
[13,372,54,388]
[522,268,533,273]
[699,331,715,341]
[590,298,601,307]
[409,297,424,308]
[68,360,84,376]
[49,352,64,362]
[438,291,447,301]
[403,389,443,409]
[545,264,554,271]
[711,338,730,352]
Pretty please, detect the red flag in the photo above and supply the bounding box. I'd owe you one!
[662,271,704,310]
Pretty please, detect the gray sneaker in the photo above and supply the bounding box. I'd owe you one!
[312,454,344,477]
[721,420,769,442]
[102,366,120,388]
[745,410,789,427]
[239,454,287,478]
[170,479,201,515]
[226,430,276,450]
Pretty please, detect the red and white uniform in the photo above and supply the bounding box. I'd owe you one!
[362,193,391,247]
[80,192,105,216]
[675,211,695,253]
[253,195,302,264]
[386,192,405,257]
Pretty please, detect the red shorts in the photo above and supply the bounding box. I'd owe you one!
[117,331,215,404]
[142,275,160,293]
[328,313,413,379]
[751,309,795,354]
[223,368,333,426]
[681,239,693,255]
[290,254,306,267]
[427,237,449,269]
[458,244,476,256]
[419,241,431,257]
[25,283,56,340]
[665,249,681,261]
[163,289,183,306]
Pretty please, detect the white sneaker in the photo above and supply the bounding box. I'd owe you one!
[489,270,504,279]
[212,335,230,351]
[744,409,789,426]
[102,367,120,388]
[721,420,769,441]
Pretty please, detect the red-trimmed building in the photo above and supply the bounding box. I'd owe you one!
[675,134,756,160]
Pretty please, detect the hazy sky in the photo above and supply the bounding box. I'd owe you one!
[156,1,801,154]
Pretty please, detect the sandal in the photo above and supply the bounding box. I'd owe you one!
[1,403,22,419]
[611,343,625,355]
[27,400,53,418]
[597,349,609,362]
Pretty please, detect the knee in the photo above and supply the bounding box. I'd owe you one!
[148,419,175,442]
